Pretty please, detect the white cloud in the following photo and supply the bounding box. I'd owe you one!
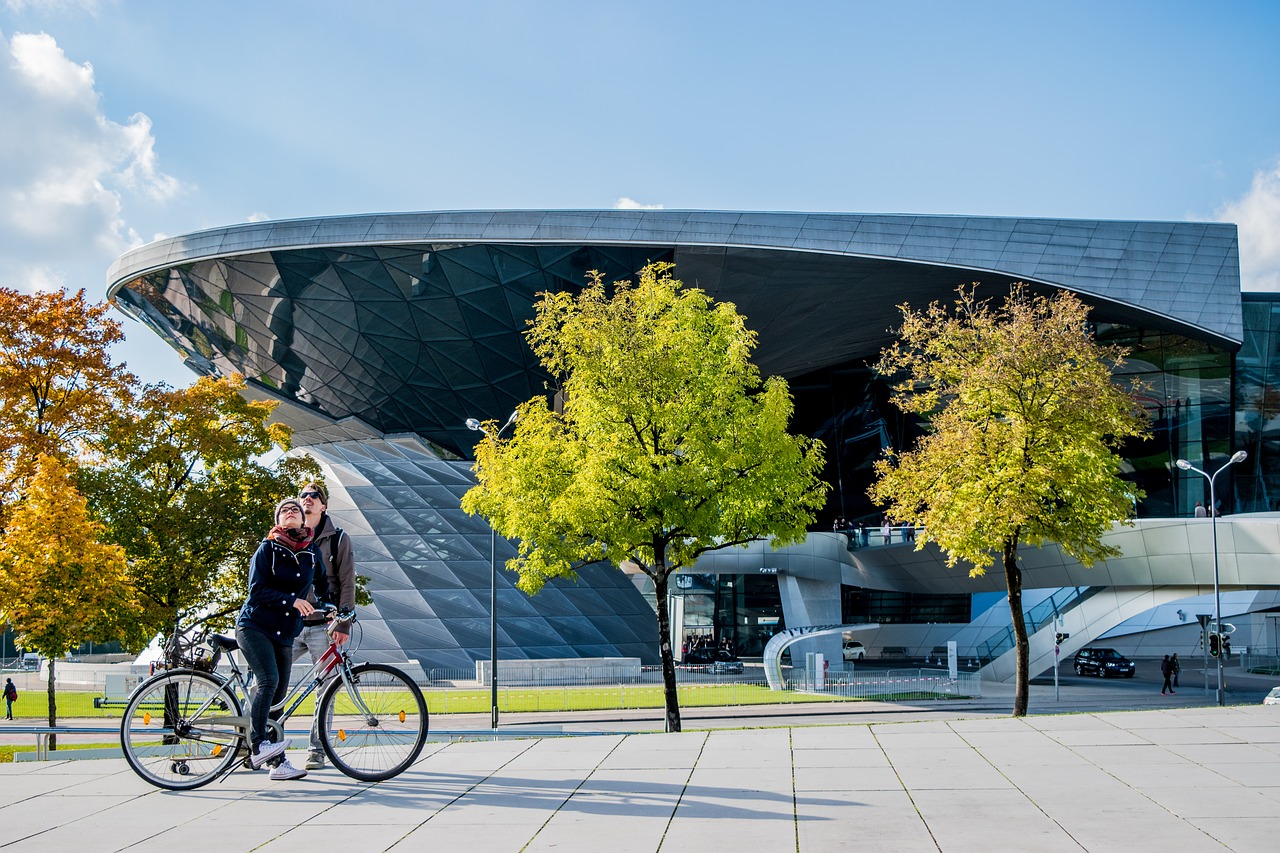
[614,196,664,210]
[247,211,271,222]
[1218,158,1280,293]
[0,30,183,293]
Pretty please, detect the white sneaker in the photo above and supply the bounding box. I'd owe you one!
[269,757,308,781]
[249,738,290,769]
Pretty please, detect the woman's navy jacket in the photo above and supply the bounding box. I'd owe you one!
[237,537,316,647]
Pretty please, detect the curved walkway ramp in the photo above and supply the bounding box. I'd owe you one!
[694,514,1280,684]
[761,624,878,690]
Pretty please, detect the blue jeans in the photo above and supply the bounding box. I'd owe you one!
[234,626,293,750]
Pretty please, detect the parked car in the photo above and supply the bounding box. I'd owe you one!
[842,640,866,661]
[1072,647,1136,678]
[1263,686,1280,706]
[679,648,744,674]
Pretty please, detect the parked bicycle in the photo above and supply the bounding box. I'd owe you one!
[120,607,428,790]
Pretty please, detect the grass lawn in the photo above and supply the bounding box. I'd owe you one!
[0,680,971,761]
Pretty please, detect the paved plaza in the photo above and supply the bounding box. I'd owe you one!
[2,686,1279,852]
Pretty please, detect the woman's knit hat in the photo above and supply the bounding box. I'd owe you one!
[275,498,304,524]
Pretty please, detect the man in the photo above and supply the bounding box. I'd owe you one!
[294,481,356,770]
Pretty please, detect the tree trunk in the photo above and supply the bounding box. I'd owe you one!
[47,657,57,751]
[653,569,682,733]
[1003,539,1029,717]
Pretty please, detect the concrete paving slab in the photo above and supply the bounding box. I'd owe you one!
[793,763,904,792]
[796,789,935,850]
[3,702,1280,851]
[910,787,1082,853]
[575,767,689,794]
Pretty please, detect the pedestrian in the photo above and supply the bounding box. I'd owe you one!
[3,677,16,719]
[881,516,892,545]
[1160,654,1175,694]
[236,497,317,780]
[294,481,356,771]
[1194,501,1207,518]
[1171,653,1180,687]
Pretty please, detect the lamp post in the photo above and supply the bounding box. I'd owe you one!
[1176,449,1247,707]
[466,410,518,729]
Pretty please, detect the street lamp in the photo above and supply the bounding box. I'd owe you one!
[1176,449,1247,706]
[466,410,518,729]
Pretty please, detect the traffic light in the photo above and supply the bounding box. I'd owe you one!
[1209,633,1220,656]
[1055,632,1069,645]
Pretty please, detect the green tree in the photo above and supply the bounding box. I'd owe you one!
[462,263,827,732]
[78,374,321,639]
[870,285,1149,716]
[0,455,143,747]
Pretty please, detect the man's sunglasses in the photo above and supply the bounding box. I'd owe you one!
[299,491,324,500]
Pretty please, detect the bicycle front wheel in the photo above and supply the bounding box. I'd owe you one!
[318,662,428,781]
[120,669,244,790]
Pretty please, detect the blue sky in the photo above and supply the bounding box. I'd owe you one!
[3,0,1280,387]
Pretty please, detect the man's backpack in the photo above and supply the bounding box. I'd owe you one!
[4,683,16,701]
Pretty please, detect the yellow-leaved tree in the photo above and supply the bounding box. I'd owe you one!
[870,285,1149,716]
[462,263,828,732]
[0,455,143,747]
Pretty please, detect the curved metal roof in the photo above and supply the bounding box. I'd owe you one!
[106,210,1242,457]
[109,210,1242,345]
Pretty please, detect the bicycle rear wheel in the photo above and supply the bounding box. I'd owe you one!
[120,669,244,790]
[318,662,428,781]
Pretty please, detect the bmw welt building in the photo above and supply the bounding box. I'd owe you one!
[106,211,1280,680]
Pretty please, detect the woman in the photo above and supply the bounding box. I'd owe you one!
[235,498,317,779]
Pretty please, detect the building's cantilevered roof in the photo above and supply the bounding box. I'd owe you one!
[106,211,1242,457]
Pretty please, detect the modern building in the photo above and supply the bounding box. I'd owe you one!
[106,210,1279,678]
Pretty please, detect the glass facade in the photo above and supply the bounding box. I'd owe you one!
[116,244,672,459]
[1235,294,1280,512]
[670,573,787,657]
[789,322,1238,528]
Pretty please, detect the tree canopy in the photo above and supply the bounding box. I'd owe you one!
[462,262,827,731]
[0,454,143,742]
[78,374,320,637]
[870,284,1148,715]
[0,286,134,515]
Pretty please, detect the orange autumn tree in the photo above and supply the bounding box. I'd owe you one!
[0,455,142,747]
[0,287,135,520]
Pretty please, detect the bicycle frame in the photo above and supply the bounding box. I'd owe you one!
[218,629,354,741]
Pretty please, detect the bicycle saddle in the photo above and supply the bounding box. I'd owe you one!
[209,634,239,652]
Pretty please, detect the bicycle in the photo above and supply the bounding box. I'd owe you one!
[119,607,428,790]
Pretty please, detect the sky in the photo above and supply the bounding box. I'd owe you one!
[2,0,1280,388]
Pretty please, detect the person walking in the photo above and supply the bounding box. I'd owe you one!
[3,678,16,719]
[294,482,356,771]
[236,498,317,781]
[1171,652,1181,688]
[1160,654,1175,694]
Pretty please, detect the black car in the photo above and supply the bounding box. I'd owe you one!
[1072,647,1136,678]
[679,648,745,674]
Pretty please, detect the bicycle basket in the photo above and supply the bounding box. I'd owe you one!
[162,628,222,672]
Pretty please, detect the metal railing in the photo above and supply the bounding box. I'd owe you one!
[976,586,1101,664]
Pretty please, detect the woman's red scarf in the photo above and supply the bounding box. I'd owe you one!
[268,525,313,551]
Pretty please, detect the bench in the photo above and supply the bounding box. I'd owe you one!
[881,646,909,658]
